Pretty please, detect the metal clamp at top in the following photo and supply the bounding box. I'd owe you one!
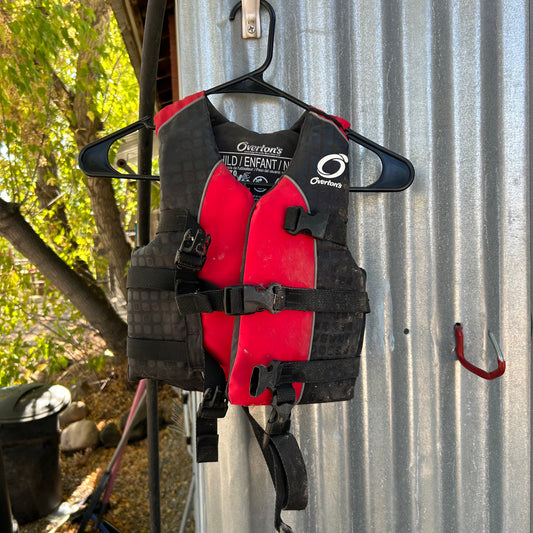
[240,0,261,38]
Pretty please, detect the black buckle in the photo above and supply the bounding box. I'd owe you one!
[266,388,295,436]
[250,360,284,397]
[175,228,211,271]
[284,206,329,239]
[223,283,283,315]
[250,360,308,398]
[198,386,228,419]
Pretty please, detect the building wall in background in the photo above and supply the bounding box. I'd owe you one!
[174,1,530,531]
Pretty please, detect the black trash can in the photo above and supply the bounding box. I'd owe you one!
[0,383,70,524]
[0,446,18,533]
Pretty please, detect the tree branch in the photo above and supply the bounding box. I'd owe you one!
[50,68,75,114]
[0,198,127,361]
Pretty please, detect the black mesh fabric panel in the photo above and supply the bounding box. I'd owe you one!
[127,96,219,388]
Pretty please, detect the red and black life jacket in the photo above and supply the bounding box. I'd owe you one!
[126,91,370,531]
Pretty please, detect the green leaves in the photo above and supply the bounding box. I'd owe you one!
[0,243,87,385]
[0,0,139,384]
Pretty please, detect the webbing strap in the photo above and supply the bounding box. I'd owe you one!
[156,208,190,234]
[196,417,219,463]
[196,354,228,463]
[175,282,224,314]
[127,338,189,362]
[127,266,175,290]
[280,286,369,314]
[176,283,370,315]
[250,357,360,397]
[244,407,307,532]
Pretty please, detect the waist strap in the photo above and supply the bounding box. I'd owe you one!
[176,281,370,316]
[127,266,175,290]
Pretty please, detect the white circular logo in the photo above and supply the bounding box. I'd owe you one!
[317,153,349,179]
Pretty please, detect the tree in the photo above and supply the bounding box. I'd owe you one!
[0,0,140,385]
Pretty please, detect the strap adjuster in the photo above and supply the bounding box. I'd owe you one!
[223,283,283,315]
[197,386,228,419]
[175,228,211,271]
[267,387,296,436]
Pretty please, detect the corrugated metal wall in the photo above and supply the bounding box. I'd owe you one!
[174,1,530,531]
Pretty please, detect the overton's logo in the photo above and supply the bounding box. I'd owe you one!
[310,153,348,188]
[317,153,348,179]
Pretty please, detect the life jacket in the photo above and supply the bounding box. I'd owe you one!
[126,91,370,532]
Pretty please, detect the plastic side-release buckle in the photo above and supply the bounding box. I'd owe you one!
[175,228,211,271]
[223,283,283,315]
[250,360,285,397]
[284,206,329,239]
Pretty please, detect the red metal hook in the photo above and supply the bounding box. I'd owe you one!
[454,323,506,380]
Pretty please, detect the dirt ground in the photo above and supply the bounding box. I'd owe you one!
[16,362,195,533]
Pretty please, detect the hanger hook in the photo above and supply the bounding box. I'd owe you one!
[229,0,276,77]
[454,323,506,380]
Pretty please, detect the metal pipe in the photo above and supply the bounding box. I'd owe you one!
[137,1,167,532]
[178,475,196,533]
[137,0,165,245]
[146,379,161,533]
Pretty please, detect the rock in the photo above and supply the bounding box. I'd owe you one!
[100,422,122,448]
[69,381,91,402]
[60,419,100,452]
[59,401,89,428]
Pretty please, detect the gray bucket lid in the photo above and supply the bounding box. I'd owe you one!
[0,383,71,423]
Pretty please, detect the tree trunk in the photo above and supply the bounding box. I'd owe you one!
[0,198,127,362]
[68,0,133,299]
[85,177,133,298]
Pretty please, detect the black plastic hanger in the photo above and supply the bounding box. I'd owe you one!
[206,1,291,100]
[78,0,414,192]
[78,117,158,181]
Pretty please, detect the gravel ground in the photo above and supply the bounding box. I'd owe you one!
[16,365,195,533]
